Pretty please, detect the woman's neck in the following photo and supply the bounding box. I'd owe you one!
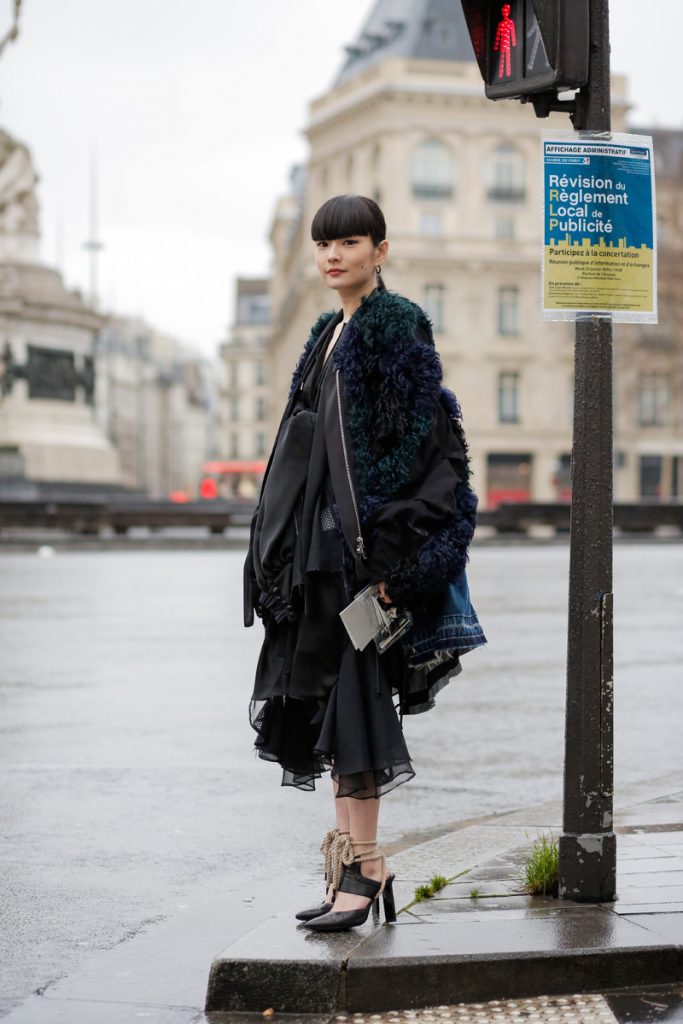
[339,282,377,322]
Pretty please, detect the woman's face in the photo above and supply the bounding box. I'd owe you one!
[314,234,386,294]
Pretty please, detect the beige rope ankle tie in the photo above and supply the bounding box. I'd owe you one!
[332,835,387,893]
[320,827,350,888]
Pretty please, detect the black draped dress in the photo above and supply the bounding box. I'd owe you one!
[248,317,463,799]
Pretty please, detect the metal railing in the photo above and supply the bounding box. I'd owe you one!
[1,499,681,537]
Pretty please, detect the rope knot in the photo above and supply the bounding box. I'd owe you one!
[332,833,354,892]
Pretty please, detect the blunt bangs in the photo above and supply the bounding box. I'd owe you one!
[311,194,386,246]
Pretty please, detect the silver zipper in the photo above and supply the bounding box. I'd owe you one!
[335,369,366,561]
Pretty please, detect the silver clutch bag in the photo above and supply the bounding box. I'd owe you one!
[339,584,413,655]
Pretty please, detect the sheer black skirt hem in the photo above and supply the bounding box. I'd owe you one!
[249,679,416,800]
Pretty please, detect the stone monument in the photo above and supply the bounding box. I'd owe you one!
[0,10,122,491]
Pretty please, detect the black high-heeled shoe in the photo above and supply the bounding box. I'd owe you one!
[295,898,334,922]
[295,827,348,922]
[304,843,396,933]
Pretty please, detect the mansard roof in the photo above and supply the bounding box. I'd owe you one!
[335,0,476,85]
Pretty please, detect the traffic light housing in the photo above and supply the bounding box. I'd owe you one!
[460,0,589,102]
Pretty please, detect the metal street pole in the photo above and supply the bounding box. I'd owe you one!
[558,0,617,902]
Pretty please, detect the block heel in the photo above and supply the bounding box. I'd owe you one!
[382,874,397,923]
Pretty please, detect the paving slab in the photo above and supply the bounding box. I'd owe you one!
[615,843,676,860]
[613,885,683,904]
[390,826,550,884]
[611,903,683,915]
[619,857,683,874]
[408,902,599,923]
[619,869,683,887]
[622,914,683,946]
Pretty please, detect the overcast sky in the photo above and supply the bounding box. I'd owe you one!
[0,1,680,356]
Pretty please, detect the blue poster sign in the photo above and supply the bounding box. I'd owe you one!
[542,132,657,323]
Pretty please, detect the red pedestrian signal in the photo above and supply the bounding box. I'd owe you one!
[460,0,589,103]
[493,4,517,80]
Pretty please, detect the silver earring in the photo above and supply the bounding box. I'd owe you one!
[375,265,382,275]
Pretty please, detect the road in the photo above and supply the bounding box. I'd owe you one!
[0,542,681,1017]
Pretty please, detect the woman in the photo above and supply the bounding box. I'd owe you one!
[244,194,485,932]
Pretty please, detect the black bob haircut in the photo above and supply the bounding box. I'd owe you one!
[311,194,386,247]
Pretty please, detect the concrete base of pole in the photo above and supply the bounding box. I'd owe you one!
[559,832,617,902]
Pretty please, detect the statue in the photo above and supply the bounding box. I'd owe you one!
[0,2,37,246]
[0,1,21,61]
[0,129,39,237]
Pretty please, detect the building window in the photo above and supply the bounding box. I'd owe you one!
[639,454,662,498]
[237,293,270,325]
[371,144,382,205]
[420,212,443,237]
[423,285,445,332]
[498,286,519,336]
[229,433,239,458]
[229,363,238,389]
[498,371,520,423]
[255,432,267,458]
[229,397,239,422]
[256,396,267,422]
[637,372,669,426]
[554,453,572,501]
[411,140,454,199]
[495,216,515,240]
[485,144,526,201]
[255,362,266,387]
[345,154,354,191]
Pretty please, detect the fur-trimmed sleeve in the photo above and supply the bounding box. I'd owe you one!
[363,401,465,590]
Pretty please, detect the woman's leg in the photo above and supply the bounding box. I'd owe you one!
[332,779,386,913]
[333,777,350,832]
[326,778,350,902]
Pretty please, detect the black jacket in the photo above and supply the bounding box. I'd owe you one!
[245,288,478,626]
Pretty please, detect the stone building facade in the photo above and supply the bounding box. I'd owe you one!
[612,127,683,500]
[219,277,271,463]
[95,316,218,499]
[0,128,122,490]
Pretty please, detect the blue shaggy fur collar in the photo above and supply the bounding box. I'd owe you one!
[291,289,478,606]
[291,290,440,504]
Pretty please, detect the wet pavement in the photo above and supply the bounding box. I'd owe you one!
[1,543,682,1021]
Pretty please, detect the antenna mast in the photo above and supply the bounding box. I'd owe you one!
[83,143,104,306]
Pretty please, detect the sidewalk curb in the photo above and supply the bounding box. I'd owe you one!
[343,945,683,1012]
[205,935,683,1013]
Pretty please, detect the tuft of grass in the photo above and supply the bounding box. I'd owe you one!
[413,874,450,903]
[469,887,482,899]
[407,867,470,910]
[520,834,559,897]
